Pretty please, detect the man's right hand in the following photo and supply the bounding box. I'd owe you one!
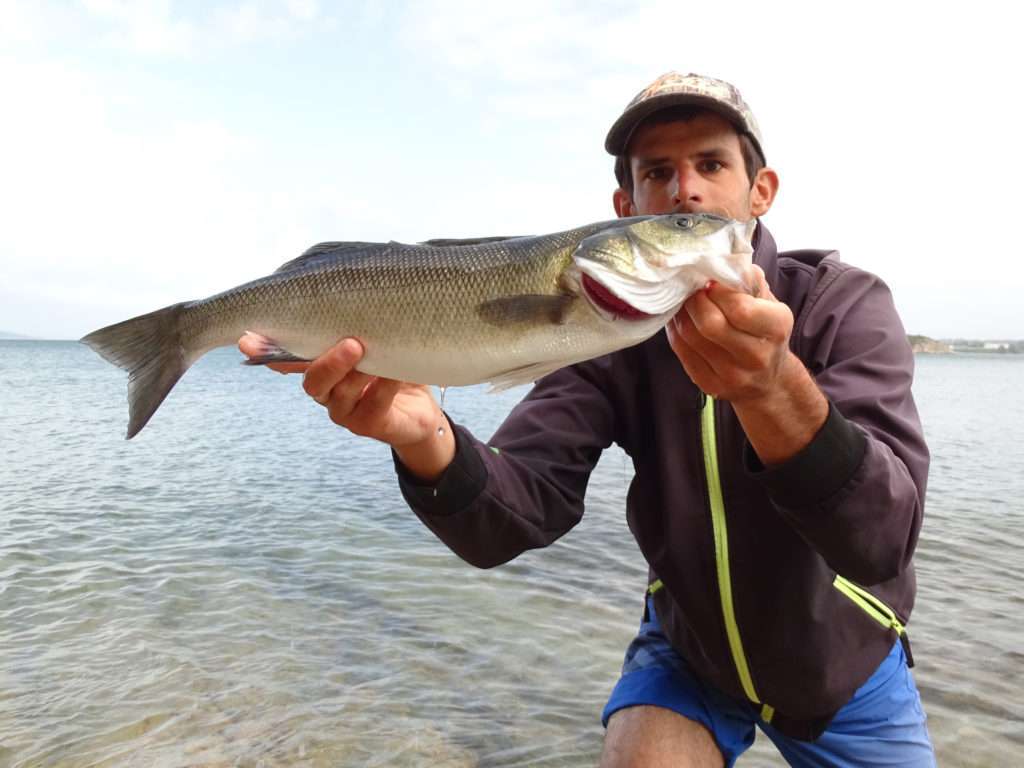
[238,333,456,481]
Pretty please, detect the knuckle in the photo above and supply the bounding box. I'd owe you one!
[701,315,728,340]
[731,302,754,327]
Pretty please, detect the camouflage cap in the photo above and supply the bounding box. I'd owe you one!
[605,72,765,163]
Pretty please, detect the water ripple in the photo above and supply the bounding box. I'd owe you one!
[1,344,1021,766]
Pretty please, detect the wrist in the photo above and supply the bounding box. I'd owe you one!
[393,414,457,482]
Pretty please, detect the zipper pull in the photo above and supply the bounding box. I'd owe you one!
[899,631,915,668]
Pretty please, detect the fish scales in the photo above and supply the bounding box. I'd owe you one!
[82,214,755,438]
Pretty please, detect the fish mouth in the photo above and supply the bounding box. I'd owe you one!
[581,273,654,320]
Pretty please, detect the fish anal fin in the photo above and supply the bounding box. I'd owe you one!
[243,352,312,366]
[240,336,311,366]
[477,294,575,327]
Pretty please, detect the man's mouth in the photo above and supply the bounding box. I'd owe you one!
[581,274,653,319]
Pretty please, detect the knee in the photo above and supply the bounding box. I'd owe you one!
[600,705,724,768]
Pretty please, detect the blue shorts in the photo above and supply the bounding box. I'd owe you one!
[603,597,935,767]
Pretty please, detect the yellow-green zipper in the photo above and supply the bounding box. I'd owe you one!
[701,395,774,722]
[833,574,913,665]
[832,576,904,633]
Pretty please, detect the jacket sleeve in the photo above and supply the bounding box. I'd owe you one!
[394,359,617,569]
[744,263,929,586]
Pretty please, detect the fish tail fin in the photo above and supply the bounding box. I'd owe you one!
[81,302,197,439]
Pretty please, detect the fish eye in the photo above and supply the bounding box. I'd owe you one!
[675,216,694,229]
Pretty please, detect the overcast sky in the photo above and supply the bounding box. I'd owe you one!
[1,0,1020,340]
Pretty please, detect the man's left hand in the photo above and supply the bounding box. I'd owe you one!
[666,265,828,466]
[666,265,793,403]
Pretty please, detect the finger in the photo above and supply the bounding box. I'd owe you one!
[302,338,365,402]
[671,309,737,376]
[687,293,783,370]
[666,317,723,393]
[347,377,404,431]
[269,362,311,374]
[703,282,789,341]
[684,289,735,347]
[326,371,376,421]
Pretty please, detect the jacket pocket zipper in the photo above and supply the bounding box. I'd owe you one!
[833,574,915,666]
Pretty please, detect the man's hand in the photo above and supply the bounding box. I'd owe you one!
[238,333,455,481]
[665,266,828,466]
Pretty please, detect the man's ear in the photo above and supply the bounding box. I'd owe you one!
[749,167,779,217]
[613,187,635,218]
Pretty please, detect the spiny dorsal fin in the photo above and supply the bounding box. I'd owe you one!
[274,241,381,274]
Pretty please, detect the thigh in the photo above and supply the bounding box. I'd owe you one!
[602,705,724,768]
[759,641,936,767]
[602,597,757,767]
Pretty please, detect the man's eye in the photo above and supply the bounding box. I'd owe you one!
[644,167,671,181]
[699,159,723,173]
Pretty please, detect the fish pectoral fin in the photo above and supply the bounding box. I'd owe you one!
[486,360,570,392]
[241,337,312,366]
[477,294,576,327]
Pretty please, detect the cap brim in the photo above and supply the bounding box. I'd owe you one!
[604,93,758,159]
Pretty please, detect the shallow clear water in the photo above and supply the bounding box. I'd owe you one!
[1,342,1021,766]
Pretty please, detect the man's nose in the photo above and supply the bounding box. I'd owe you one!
[671,169,702,205]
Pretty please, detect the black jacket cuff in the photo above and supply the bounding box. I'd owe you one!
[393,417,488,516]
[744,401,867,509]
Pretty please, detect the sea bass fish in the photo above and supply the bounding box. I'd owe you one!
[82,213,755,438]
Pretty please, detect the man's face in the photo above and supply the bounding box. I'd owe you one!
[614,112,774,221]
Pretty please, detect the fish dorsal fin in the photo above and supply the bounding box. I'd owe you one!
[419,235,521,247]
[273,241,381,274]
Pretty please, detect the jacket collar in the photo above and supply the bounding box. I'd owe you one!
[751,219,780,289]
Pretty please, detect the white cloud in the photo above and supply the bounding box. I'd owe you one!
[0,54,365,335]
[79,0,197,55]
[212,0,321,44]
[1,0,1021,340]
[0,0,326,57]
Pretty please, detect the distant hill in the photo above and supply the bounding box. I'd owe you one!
[909,334,1022,354]
[908,334,952,354]
[0,330,34,340]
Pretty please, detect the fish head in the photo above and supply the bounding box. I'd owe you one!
[569,213,756,322]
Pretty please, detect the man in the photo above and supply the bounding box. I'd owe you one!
[241,73,935,766]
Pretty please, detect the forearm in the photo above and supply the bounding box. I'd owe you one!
[397,417,599,568]
[732,352,828,466]
[749,415,924,585]
[746,268,929,584]
[395,364,615,569]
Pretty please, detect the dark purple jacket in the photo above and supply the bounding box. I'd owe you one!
[396,222,929,740]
